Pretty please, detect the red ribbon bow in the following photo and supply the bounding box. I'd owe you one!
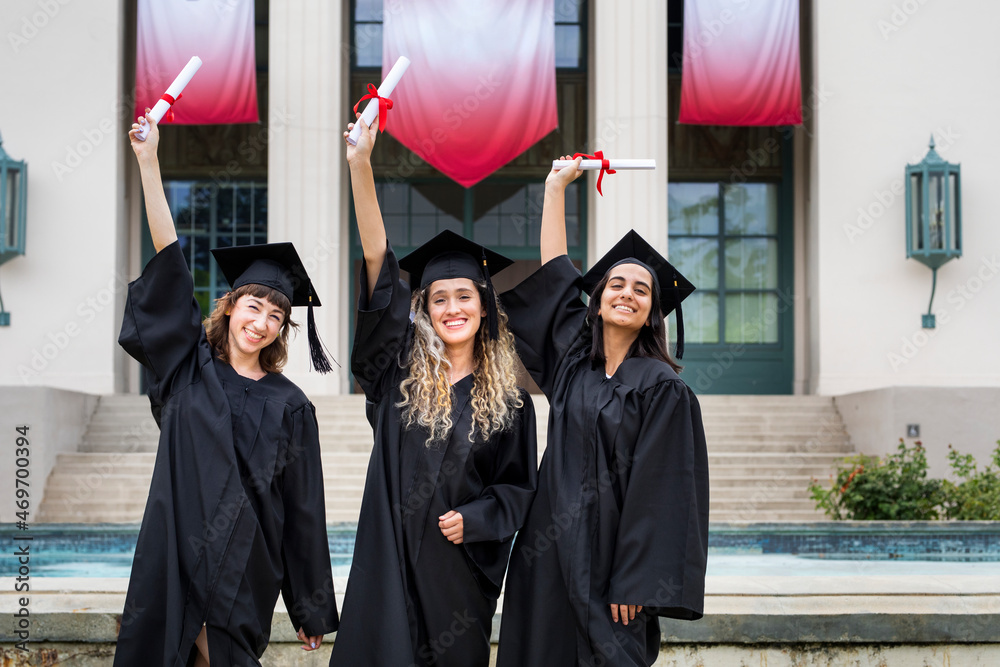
[353,83,394,133]
[160,92,183,123]
[573,151,616,196]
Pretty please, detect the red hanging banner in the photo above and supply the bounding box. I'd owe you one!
[679,0,801,126]
[134,0,258,126]
[382,0,558,188]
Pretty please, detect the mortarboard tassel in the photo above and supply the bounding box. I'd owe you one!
[672,273,685,360]
[306,289,337,373]
[481,250,500,341]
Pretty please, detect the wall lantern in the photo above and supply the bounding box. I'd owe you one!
[905,135,961,329]
[0,129,28,327]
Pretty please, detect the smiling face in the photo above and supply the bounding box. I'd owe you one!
[226,293,286,362]
[426,278,486,349]
[599,263,655,333]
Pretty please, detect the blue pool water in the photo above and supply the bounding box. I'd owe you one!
[3,522,999,578]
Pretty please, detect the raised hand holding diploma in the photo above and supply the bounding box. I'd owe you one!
[347,56,411,145]
[552,159,656,170]
[129,110,159,161]
[552,151,656,196]
[135,56,203,142]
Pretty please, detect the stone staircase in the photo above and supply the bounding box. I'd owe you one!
[38,394,852,523]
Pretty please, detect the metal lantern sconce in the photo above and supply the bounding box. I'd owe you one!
[0,130,28,326]
[905,135,961,329]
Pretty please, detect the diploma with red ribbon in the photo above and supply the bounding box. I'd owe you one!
[348,56,411,145]
[553,154,656,196]
[135,56,203,141]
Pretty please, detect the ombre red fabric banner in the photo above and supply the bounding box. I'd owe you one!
[382,0,558,188]
[134,0,258,126]
[679,0,801,126]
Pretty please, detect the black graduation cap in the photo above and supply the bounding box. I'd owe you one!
[398,229,514,340]
[582,229,696,359]
[211,242,336,373]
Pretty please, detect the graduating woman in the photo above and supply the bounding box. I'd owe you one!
[496,157,710,666]
[115,113,339,667]
[329,117,538,666]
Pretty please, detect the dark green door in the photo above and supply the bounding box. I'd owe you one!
[667,177,794,394]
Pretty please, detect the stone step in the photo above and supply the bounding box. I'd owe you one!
[39,393,853,523]
[709,464,845,476]
[709,478,817,490]
[710,509,827,521]
[709,500,815,511]
[710,486,814,499]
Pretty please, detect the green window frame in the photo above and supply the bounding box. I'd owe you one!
[141,180,268,318]
[350,0,587,71]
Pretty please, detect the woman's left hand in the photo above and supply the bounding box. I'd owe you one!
[609,603,642,626]
[438,510,464,544]
[297,628,323,651]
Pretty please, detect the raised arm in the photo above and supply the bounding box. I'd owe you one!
[540,155,584,264]
[128,111,177,253]
[345,116,387,301]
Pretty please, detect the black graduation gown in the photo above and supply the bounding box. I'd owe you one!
[114,241,338,667]
[329,245,538,667]
[496,255,709,667]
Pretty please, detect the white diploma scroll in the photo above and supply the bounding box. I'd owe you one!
[347,56,411,145]
[135,56,204,141]
[552,159,656,170]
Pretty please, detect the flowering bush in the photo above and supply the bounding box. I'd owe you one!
[942,441,1000,520]
[809,440,943,520]
[809,439,1000,521]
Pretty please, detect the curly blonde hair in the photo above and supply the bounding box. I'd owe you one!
[398,283,524,445]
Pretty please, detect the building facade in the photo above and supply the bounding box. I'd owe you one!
[2,0,999,473]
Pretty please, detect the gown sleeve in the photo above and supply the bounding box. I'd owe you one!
[607,381,709,621]
[455,390,539,544]
[279,402,340,636]
[118,240,205,404]
[350,242,412,403]
[499,255,589,397]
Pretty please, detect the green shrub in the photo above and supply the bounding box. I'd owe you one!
[809,439,944,520]
[942,441,1000,520]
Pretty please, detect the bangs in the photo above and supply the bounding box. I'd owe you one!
[234,283,292,318]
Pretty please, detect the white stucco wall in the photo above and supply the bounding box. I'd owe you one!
[812,0,1000,395]
[4,0,999,399]
[0,0,126,394]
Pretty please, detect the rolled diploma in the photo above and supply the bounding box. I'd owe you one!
[347,56,411,145]
[552,159,656,170]
[135,56,204,141]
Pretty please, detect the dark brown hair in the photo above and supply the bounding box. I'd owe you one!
[204,284,298,374]
[586,268,682,373]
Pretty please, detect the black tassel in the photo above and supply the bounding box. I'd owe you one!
[672,274,685,360]
[481,250,499,341]
[307,292,337,373]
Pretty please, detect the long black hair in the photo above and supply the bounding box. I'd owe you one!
[585,267,682,373]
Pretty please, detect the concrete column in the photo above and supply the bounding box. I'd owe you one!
[589,0,669,262]
[269,0,350,395]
